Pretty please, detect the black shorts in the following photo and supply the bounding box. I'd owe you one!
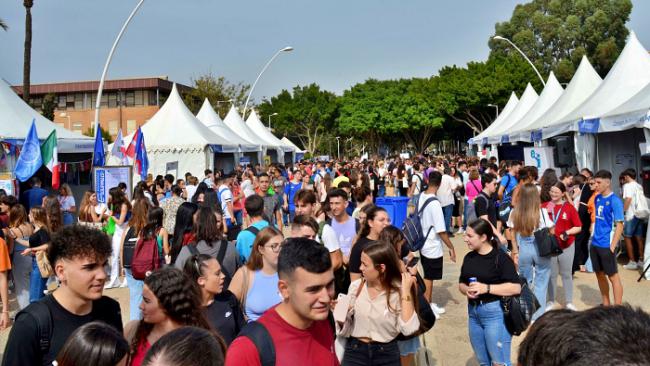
[420,255,443,280]
[590,246,618,276]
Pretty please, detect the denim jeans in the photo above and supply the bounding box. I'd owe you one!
[29,257,47,303]
[234,210,243,226]
[378,185,386,198]
[62,212,75,226]
[12,243,32,310]
[468,300,512,366]
[517,234,551,320]
[125,268,144,320]
[342,337,400,366]
[463,198,470,229]
[442,204,454,233]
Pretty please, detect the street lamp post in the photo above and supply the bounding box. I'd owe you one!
[59,112,71,130]
[335,136,341,159]
[493,35,545,86]
[242,46,293,119]
[487,104,499,119]
[268,112,278,129]
[216,99,233,118]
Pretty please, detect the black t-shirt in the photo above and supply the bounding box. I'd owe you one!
[2,294,123,366]
[348,237,376,274]
[205,290,245,346]
[28,229,50,248]
[459,248,519,303]
[475,192,497,227]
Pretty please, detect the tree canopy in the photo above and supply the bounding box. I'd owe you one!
[183,72,251,116]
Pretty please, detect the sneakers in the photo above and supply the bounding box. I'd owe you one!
[638,261,646,270]
[430,303,446,315]
[119,278,128,288]
[623,261,639,270]
[457,228,465,234]
[566,303,577,311]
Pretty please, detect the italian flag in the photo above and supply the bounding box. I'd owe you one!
[41,130,60,189]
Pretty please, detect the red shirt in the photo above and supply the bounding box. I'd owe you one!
[225,306,339,366]
[542,201,582,249]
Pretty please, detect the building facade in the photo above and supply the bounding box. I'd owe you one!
[12,77,192,138]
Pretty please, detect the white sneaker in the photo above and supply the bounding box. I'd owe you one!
[430,303,446,314]
[457,228,465,234]
[638,261,646,269]
[623,261,639,270]
[566,303,577,311]
[119,278,128,288]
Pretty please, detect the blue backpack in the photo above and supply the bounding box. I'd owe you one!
[402,195,438,251]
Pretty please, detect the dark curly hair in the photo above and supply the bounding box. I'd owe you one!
[129,268,214,360]
[47,225,112,265]
[142,327,225,366]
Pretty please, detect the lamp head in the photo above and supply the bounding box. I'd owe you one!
[271,112,278,116]
[281,46,294,52]
[493,35,506,41]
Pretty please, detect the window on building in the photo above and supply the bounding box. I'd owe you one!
[100,94,108,108]
[72,122,83,134]
[148,90,157,106]
[134,90,144,106]
[108,93,118,108]
[58,95,67,109]
[66,94,75,109]
[126,120,137,134]
[125,91,135,107]
[108,120,119,135]
[74,93,83,110]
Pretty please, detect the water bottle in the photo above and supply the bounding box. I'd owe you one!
[469,277,477,284]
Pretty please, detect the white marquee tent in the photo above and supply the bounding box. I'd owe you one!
[0,78,94,153]
[196,99,259,153]
[599,81,650,131]
[470,92,519,145]
[507,72,564,142]
[223,106,273,150]
[484,83,539,144]
[245,110,294,164]
[281,137,305,152]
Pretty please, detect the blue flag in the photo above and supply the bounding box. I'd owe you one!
[92,126,105,167]
[14,120,42,182]
[134,128,148,181]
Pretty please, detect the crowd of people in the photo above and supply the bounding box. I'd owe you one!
[0,154,648,366]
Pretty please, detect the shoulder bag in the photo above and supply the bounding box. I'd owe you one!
[533,208,563,257]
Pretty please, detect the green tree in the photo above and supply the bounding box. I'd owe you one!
[183,72,251,116]
[23,0,34,102]
[41,93,56,121]
[84,126,113,144]
[257,84,338,154]
[489,0,632,81]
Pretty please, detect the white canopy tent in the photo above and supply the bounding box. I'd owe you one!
[470,92,519,145]
[281,137,305,152]
[223,106,276,163]
[245,110,294,164]
[507,72,564,142]
[0,78,94,153]
[521,56,602,139]
[196,99,259,152]
[552,31,650,133]
[599,81,650,131]
[484,83,539,144]
[121,84,238,179]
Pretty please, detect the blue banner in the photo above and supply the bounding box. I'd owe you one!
[578,118,600,134]
[501,135,510,144]
[92,129,105,167]
[530,129,543,142]
[482,137,488,146]
[96,169,106,203]
[14,120,42,182]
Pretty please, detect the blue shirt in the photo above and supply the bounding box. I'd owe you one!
[236,220,270,262]
[21,187,48,211]
[284,181,302,212]
[592,193,624,248]
[500,174,518,204]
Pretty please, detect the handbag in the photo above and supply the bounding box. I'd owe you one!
[501,277,539,335]
[533,209,562,257]
[36,250,53,278]
[396,274,436,340]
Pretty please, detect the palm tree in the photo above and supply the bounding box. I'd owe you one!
[23,0,34,102]
[0,18,8,31]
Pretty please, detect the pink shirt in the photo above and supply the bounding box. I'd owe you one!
[465,179,483,202]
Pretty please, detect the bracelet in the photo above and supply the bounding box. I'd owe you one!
[401,295,412,302]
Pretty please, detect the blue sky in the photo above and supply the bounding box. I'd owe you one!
[1,0,649,102]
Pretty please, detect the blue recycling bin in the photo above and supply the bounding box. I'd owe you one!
[375,196,410,228]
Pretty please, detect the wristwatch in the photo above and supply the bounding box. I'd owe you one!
[486,284,491,294]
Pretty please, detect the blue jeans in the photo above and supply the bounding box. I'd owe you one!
[442,204,454,233]
[62,212,75,226]
[125,268,144,320]
[378,185,386,198]
[29,257,47,303]
[518,234,551,320]
[234,210,243,226]
[463,198,470,229]
[468,301,512,366]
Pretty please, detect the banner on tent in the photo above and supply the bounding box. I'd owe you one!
[579,118,600,134]
[524,146,556,173]
[239,156,251,166]
[482,137,488,146]
[530,130,543,142]
[501,135,510,144]
[166,161,178,178]
[93,166,133,204]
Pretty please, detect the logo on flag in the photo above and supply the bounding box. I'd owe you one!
[14,120,42,182]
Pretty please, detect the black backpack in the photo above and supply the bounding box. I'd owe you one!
[495,250,539,335]
[16,301,53,364]
[188,239,232,288]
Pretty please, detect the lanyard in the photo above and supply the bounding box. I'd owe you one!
[553,203,565,224]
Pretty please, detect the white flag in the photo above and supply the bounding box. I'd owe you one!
[111,129,128,165]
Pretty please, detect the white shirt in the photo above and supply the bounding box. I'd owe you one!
[58,196,75,211]
[217,184,233,219]
[418,193,447,259]
[437,174,456,207]
[185,184,197,202]
[622,181,641,221]
[318,222,341,253]
[241,179,256,198]
[411,173,423,195]
[507,208,554,230]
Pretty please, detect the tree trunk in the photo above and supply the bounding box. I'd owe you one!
[23,0,33,103]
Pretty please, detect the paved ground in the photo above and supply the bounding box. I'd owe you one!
[0,234,649,365]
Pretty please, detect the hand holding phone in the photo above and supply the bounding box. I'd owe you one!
[406,257,420,268]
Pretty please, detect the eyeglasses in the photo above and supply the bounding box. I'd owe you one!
[265,243,283,253]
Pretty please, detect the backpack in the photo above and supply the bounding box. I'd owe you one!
[496,252,539,336]
[633,183,650,220]
[402,195,438,251]
[16,301,52,364]
[395,274,436,340]
[466,193,489,224]
[497,174,513,224]
[188,239,232,288]
[131,234,161,280]
[414,173,427,193]
[122,227,138,269]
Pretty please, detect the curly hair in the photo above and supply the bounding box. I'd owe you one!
[47,225,112,265]
[129,268,212,360]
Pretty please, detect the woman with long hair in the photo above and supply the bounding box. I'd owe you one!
[58,183,77,226]
[396,164,408,197]
[120,199,150,319]
[3,204,34,309]
[459,219,521,366]
[539,168,559,204]
[451,166,464,232]
[107,187,132,289]
[338,242,419,365]
[544,182,582,311]
[43,195,64,234]
[511,166,539,208]
[191,182,209,205]
[14,207,51,303]
[509,183,554,320]
[142,207,170,265]
[228,226,283,322]
[78,190,107,226]
[170,202,199,264]
[56,321,129,366]
[183,254,245,345]
[349,205,390,282]
[124,268,220,366]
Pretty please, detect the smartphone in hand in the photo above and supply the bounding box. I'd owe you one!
[406,257,420,268]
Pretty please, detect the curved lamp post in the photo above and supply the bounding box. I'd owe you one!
[242,46,293,119]
[493,35,545,86]
[268,112,278,129]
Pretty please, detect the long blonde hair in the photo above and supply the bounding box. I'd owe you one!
[510,183,540,237]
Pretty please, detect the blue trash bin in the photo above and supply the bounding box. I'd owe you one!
[375,197,409,228]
